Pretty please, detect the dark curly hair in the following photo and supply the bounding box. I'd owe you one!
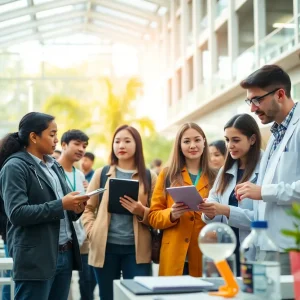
[0,112,54,169]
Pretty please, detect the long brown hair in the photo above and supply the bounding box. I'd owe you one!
[217,114,261,194]
[109,124,149,194]
[165,122,216,188]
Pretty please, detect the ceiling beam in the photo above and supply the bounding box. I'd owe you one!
[0,0,85,22]
[87,23,142,45]
[145,0,170,8]
[0,10,84,37]
[0,22,144,49]
[88,22,143,40]
[93,0,159,22]
[0,9,152,38]
[0,24,83,49]
[27,0,41,44]
[89,11,149,34]
[0,0,19,4]
[84,0,92,30]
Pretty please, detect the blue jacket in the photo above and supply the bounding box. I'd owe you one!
[0,151,82,280]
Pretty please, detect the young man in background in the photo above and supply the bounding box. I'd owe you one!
[81,152,95,183]
[58,130,97,300]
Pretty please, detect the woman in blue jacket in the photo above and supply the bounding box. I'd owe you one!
[199,114,262,275]
[0,112,89,300]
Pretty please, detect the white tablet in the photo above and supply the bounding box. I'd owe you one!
[166,186,204,211]
[86,188,106,197]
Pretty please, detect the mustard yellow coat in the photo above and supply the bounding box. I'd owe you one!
[148,167,209,277]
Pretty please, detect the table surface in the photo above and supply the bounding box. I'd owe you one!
[0,257,13,269]
[113,275,295,300]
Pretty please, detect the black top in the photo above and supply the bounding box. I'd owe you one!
[228,168,244,277]
[85,169,94,183]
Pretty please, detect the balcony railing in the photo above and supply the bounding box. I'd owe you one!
[200,15,208,31]
[259,17,295,65]
[216,0,228,19]
[167,16,300,124]
[232,45,256,81]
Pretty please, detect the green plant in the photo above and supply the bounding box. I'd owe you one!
[281,202,300,252]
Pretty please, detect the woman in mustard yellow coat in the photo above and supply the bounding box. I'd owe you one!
[149,122,216,277]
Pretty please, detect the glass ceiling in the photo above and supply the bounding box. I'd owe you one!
[0,0,169,49]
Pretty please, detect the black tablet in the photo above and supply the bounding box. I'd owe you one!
[108,178,139,215]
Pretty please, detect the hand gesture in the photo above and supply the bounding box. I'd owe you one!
[120,195,145,218]
[235,182,262,201]
[62,191,90,213]
[170,202,189,222]
[198,199,230,219]
[198,202,218,219]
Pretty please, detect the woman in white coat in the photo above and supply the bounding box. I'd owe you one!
[199,114,262,275]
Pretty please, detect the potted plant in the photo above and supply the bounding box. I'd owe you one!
[281,202,300,299]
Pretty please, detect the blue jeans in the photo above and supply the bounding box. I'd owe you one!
[2,244,11,300]
[78,254,97,300]
[15,249,73,300]
[93,243,151,300]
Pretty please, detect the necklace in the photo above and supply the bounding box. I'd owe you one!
[65,166,76,191]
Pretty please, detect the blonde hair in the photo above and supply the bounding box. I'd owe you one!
[165,122,216,188]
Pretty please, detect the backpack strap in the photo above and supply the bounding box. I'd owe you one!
[99,165,110,202]
[146,169,151,207]
[165,176,170,189]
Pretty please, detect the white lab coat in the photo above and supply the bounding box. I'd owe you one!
[202,156,262,260]
[256,102,300,251]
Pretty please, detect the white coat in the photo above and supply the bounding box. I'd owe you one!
[202,156,262,260]
[256,103,300,251]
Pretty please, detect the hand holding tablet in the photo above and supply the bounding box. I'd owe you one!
[166,186,204,211]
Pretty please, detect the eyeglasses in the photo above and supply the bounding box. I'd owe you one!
[245,88,280,106]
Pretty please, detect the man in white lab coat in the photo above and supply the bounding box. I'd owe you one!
[235,64,300,275]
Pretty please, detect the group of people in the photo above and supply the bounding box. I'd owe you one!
[0,63,299,300]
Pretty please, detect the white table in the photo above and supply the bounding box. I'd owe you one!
[114,275,295,300]
[0,257,14,300]
[0,258,13,270]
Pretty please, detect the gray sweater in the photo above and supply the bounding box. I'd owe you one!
[107,167,135,245]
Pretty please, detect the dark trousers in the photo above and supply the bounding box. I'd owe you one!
[78,254,97,300]
[15,249,73,300]
[93,243,151,300]
[183,262,189,275]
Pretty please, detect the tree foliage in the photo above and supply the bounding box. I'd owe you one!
[42,77,160,164]
[143,133,173,167]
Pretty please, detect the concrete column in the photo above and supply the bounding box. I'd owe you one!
[170,1,177,104]
[254,0,266,67]
[193,0,202,87]
[161,14,168,72]
[208,0,218,83]
[228,0,238,80]
[193,0,201,38]
[181,0,189,98]
[293,0,299,45]
[170,1,176,71]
